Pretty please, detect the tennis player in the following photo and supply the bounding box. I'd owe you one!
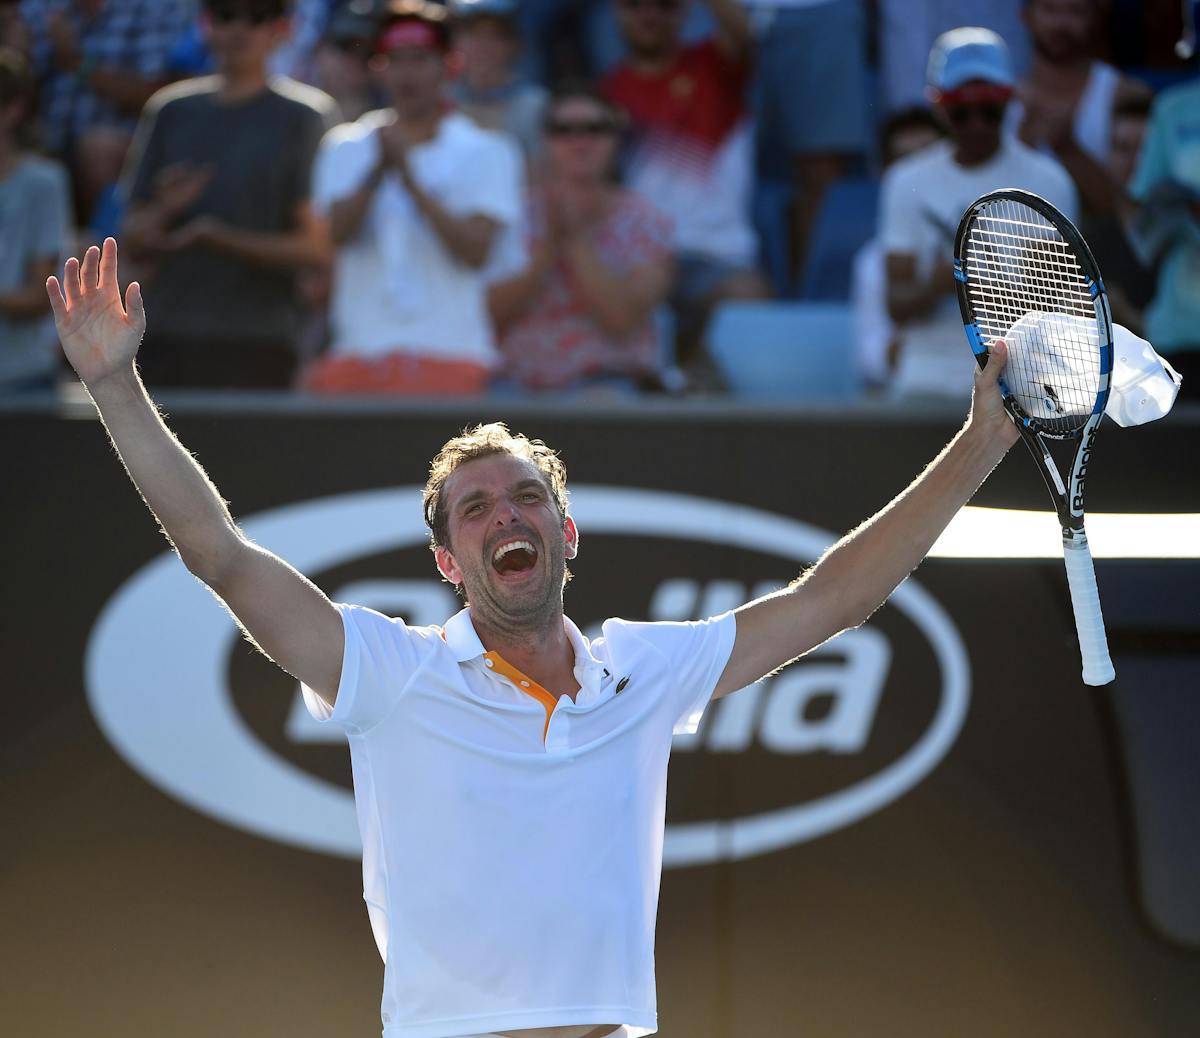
[48,238,1018,1038]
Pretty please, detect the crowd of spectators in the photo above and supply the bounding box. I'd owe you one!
[0,0,1196,402]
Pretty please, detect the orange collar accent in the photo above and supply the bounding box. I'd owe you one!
[483,651,558,742]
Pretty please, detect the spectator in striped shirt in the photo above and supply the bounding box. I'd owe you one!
[18,0,193,222]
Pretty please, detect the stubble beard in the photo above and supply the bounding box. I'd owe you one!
[467,542,567,638]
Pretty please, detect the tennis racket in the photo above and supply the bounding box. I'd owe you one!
[953,188,1115,686]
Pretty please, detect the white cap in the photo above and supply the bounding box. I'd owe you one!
[1106,324,1182,427]
[927,27,1015,91]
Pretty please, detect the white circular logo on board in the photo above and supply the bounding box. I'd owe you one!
[85,486,969,867]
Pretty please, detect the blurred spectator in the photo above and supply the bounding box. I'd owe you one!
[747,0,871,284]
[1128,76,1200,401]
[312,0,384,124]
[488,83,672,395]
[120,0,337,390]
[880,27,1078,401]
[2,1,32,53]
[18,0,194,223]
[1008,0,1153,212]
[268,0,328,81]
[162,0,332,83]
[1079,93,1156,334]
[304,0,522,395]
[601,0,767,380]
[447,0,547,158]
[877,0,1030,114]
[0,45,72,394]
[850,106,943,391]
[585,0,716,78]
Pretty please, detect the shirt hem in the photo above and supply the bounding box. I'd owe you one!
[382,1007,656,1038]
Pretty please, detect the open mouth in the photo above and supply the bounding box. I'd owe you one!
[491,539,539,576]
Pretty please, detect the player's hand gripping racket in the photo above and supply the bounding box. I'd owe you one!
[954,189,1115,686]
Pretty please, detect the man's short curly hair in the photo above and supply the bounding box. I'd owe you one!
[423,423,569,551]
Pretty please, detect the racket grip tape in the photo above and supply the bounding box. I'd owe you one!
[1062,533,1116,686]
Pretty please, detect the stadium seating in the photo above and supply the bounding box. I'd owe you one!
[752,176,795,299]
[706,300,858,399]
[799,175,880,301]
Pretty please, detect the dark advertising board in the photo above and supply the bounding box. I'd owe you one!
[4,401,1198,1037]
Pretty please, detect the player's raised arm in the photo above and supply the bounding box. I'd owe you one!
[47,238,344,706]
[712,344,1020,699]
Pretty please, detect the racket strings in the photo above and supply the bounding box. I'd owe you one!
[964,197,1100,435]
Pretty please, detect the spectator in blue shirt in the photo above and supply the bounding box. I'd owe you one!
[1129,76,1200,402]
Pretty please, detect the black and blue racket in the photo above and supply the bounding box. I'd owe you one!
[954,188,1116,686]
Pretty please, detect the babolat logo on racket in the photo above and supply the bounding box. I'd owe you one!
[1073,426,1098,510]
[84,486,969,869]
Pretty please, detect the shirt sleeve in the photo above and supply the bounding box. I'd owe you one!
[300,603,438,735]
[120,96,166,206]
[312,128,377,214]
[281,104,328,213]
[619,612,737,734]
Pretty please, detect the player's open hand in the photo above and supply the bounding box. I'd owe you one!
[46,238,146,389]
[968,339,1020,451]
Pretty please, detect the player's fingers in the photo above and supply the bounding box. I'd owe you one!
[125,281,146,333]
[62,256,81,307]
[79,244,101,294]
[980,339,1009,384]
[98,237,118,289]
[46,276,67,323]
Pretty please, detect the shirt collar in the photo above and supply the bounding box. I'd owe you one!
[441,608,608,678]
[442,607,487,662]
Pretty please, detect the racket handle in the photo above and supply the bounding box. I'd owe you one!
[1062,532,1116,686]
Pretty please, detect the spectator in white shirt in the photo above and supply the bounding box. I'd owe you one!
[880,27,1077,401]
[304,0,522,395]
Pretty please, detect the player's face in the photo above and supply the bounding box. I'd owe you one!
[615,0,685,58]
[436,454,578,626]
[1025,0,1093,62]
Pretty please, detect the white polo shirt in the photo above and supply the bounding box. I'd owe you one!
[302,603,737,1038]
[312,111,523,365]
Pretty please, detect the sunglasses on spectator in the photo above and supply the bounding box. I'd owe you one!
[944,102,1005,128]
[619,0,682,11]
[546,118,619,137]
[207,2,284,26]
